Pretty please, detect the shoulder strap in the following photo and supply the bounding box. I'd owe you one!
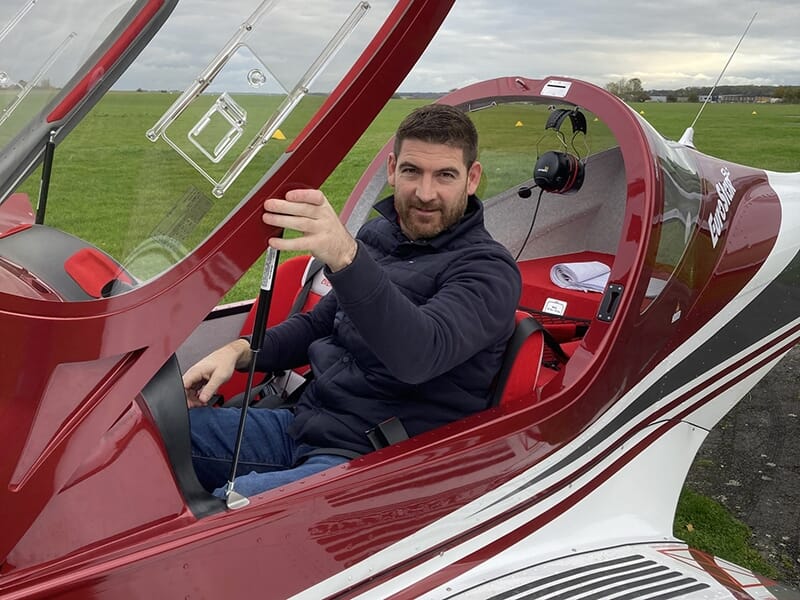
[541,327,570,363]
[516,307,573,363]
[287,257,325,316]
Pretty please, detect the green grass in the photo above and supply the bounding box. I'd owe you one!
[13,94,799,298]
[674,488,778,578]
[630,101,800,172]
[7,93,798,576]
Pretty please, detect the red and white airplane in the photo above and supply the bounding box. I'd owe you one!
[0,1,798,598]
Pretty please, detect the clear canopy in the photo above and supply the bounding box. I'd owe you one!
[0,0,699,309]
[0,0,140,147]
[1,0,403,289]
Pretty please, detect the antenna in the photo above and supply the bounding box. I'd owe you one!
[679,11,757,147]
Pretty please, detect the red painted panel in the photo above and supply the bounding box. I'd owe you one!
[47,0,165,122]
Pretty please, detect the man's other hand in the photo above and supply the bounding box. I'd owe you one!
[182,339,252,407]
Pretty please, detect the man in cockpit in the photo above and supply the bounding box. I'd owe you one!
[183,104,521,498]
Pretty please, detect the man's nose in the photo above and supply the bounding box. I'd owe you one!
[416,175,436,202]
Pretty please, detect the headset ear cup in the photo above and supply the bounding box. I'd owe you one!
[533,151,585,194]
[563,153,585,193]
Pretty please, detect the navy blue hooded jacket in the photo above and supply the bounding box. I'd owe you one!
[255,195,521,456]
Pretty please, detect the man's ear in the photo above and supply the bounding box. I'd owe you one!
[387,152,397,187]
[467,161,482,195]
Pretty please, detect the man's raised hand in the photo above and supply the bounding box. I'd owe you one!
[262,189,357,272]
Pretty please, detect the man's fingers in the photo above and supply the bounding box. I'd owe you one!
[264,195,324,218]
[186,392,206,409]
[263,187,352,267]
[184,375,208,407]
[262,211,315,233]
[264,197,309,216]
[197,367,234,404]
[285,188,326,205]
[268,236,311,251]
[183,342,245,407]
[182,367,207,392]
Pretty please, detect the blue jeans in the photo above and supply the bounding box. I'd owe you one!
[189,407,349,498]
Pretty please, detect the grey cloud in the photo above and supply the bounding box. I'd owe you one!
[402,0,800,90]
[101,0,800,91]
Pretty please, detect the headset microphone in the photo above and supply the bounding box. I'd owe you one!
[517,184,536,198]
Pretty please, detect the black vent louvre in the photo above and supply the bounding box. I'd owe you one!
[487,554,710,600]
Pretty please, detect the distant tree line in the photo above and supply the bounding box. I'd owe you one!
[774,86,800,102]
[604,78,649,102]
[606,79,800,103]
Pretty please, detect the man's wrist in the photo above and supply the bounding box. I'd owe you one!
[327,238,358,272]
[230,338,253,369]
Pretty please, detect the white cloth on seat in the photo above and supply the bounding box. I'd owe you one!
[550,261,610,293]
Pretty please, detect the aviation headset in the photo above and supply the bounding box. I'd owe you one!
[533,107,587,194]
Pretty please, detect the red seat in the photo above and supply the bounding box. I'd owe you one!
[239,255,327,334]
[490,311,546,407]
[216,255,330,401]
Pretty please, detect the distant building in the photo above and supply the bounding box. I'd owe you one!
[698,94,774,104]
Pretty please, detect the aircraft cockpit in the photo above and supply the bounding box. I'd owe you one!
[7,3,795,597]
[1,0,711,573]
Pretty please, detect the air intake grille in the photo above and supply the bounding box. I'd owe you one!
[485,554,710,600]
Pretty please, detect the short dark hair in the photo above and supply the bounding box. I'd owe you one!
[393,104,478,167]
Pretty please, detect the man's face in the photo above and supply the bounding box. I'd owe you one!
[387,139,482,241]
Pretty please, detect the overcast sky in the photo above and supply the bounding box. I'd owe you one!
[114,0,800,92]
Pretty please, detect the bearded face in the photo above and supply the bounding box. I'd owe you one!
[387,139,481,241]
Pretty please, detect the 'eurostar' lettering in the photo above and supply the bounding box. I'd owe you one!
[708,167,736,248]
